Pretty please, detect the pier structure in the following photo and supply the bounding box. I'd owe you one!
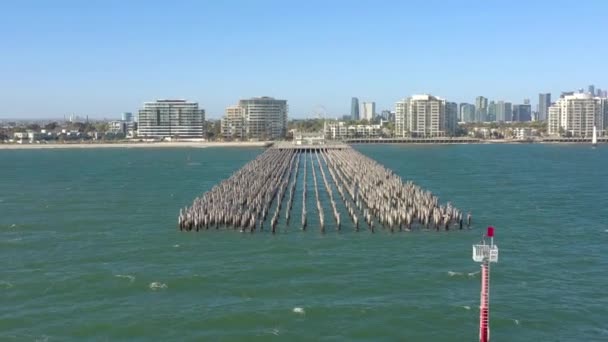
[473,227,499,342]
[178,144,469,233]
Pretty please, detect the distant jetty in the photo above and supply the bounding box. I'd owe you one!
[178,143,469,233]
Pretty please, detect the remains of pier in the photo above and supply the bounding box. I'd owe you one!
[178,144,469,233]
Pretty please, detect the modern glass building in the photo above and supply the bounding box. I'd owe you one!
[137,100,205,139]
[475,96,488,122]
[351,97,360,121]
[459,103,476,122]
[496,101,512,122]
[512,104,532,122]
[538,93,551,121]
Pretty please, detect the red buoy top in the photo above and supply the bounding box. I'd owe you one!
[487,226,495,237]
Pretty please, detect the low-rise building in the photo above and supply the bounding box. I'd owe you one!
[324,121,382,140]
[514,128,533,140]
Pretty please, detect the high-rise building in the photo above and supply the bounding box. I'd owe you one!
[496,101,513,122]
[446,102,458,135]
[523,98,531,105]
[137,99,205,139]
[351,98,360,121]
[547,93,606,136]
[395,94,455,137]
[512,103,532,122]
[538,93,551,121]
[488,101,497,122]
[588,85,595,96]
[238,96,288,140]
[459,103,476,122]
[380,110,391,120]
[475,96,488,122]
[603,90,608,98]
[122,112,133,122]
[221,105,246,139]
[597,88,603,97]
[361,102,376,121]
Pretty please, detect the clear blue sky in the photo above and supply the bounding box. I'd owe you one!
[1,0,607,119]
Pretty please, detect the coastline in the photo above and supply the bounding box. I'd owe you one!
[0,140,603,149]
[0,141,271,149]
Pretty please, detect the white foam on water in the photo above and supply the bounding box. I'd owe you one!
[514,319,520,325]
[447,271,463,277]
[149,282,167,290]
[462,305,471,310]
[0,281,14,289]
[468,271,480,277]
[292,307,305,314]
[173,244,180,248]
[115,274,135,283]
[269,328,280,336]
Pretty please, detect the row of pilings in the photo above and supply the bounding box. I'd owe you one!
[178,147,471,233]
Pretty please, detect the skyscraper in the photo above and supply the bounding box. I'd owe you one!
[361,102,376,121]
[487,101,496,122]
[538,93,551,121]
[475,96,488,122]
[137,99,205,139]
[395,94,454,137]
[351,98,360,120]
[512,103,532,122]
[122,112,133,122]
[588,85,595,96]
[459,103,476,122]
[496,101,512,122]
[446,102,458,135]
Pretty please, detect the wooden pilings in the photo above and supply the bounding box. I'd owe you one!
[178,146,469,234]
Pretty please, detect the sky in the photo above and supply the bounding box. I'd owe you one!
[1,0,607,119]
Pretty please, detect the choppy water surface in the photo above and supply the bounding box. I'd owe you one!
[1,145,607,341]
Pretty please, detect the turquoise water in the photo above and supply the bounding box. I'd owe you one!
[1,145,607,341]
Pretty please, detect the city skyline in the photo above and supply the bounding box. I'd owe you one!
[1,1,607,119]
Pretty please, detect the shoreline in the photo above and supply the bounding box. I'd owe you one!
[0,140,603,149]
[0,141,271,149]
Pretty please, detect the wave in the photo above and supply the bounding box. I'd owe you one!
[149,282,167,290]
[462,305,471,310]
[173,244,180,248]
[0,281,14,289]
[448,270,479,277]
[115,274,135,283]
[292,307,305,314]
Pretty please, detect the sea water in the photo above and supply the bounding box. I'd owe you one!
[1,144,606,341]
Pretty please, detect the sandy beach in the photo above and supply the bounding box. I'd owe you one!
[0,141,272,149]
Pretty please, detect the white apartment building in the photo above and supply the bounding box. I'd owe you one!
[324,121,381,140]
[236,97,288,140]
[395,94,456,137]
[361,102,376,121]
[220,105,246,139]
[137,99,205,139]
[547,93,607,137]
